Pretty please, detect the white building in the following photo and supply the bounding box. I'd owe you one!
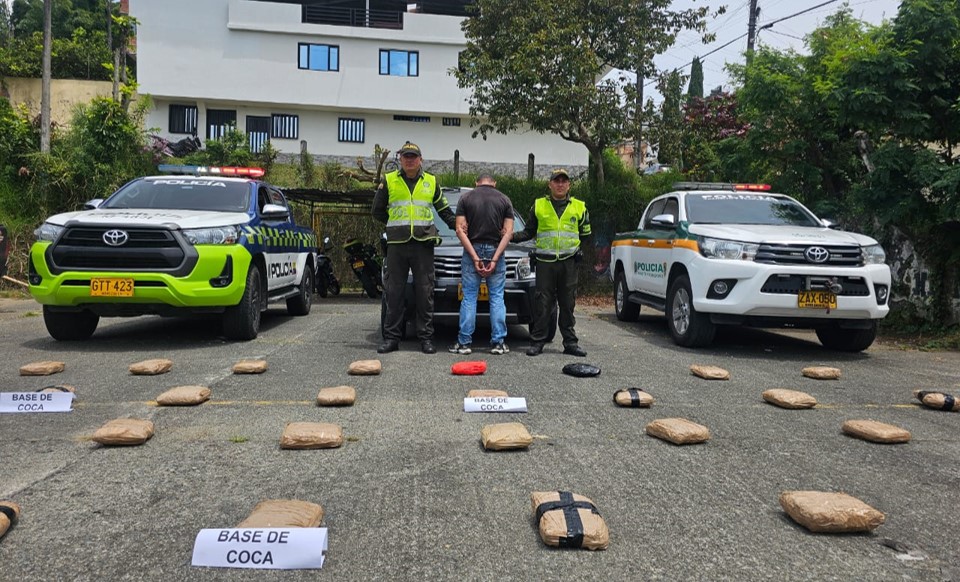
[130,0,586,173]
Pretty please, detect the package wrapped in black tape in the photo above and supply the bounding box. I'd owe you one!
[613,388,653,408]
[562,363,601,378]
[531,491,609,550]
[913,390,960,412]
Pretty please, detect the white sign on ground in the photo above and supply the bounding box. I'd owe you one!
[192,528,328,569]
[0,392,74,413]
[463,397,528,413]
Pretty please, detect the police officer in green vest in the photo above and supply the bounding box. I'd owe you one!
[512,168,592,356]
[372,142,456,354]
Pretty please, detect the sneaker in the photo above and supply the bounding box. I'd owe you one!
[421,340,436,354]
[526,343,544,356]
[490,342,510,355]
[448,342,472,355]
[377,339,400,354]
[563,345,587,357]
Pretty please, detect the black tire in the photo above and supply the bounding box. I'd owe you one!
[315,270,328,298]
[223,263,263,340]
[816,322,878,352]
[614,269,641,322]
[329,279,341,296]
[287,263,313,316]
[666,274,716,347]
[43,306,99,341]
[360,271,381,298]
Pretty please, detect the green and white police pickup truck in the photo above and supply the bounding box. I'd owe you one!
[610,182,891,352]
[28,165,317,341]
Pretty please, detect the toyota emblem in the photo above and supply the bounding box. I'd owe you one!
[804,246,830,263]
[102,229,129,247]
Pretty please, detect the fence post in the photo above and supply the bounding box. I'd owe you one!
[454,149,460,184]
[527,153,535,181]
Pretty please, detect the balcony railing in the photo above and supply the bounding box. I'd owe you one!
[302,5,403,29]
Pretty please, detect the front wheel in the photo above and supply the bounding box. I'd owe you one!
[614,270,641,322]
[223,263,263,340]
[43,307,99,341]
[816,323,878,352]
[360,270,382,298]
[666,274,715,347]
[287,263,313,316]
[329,278,341,296]
[315,270,329,298]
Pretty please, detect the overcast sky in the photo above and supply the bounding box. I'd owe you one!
[636,0,903,100]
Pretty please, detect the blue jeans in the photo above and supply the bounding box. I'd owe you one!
[459,243,507,346]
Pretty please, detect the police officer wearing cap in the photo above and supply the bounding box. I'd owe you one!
[512,168,591,356]
[372,142,456,354]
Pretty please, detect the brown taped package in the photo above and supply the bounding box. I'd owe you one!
[646,418,711,445]
[155,385,211,406]
[467,389,509,398]
[349,359,382,375]
[316,386,356,406]
[237,499,324,528]
[913,389,960,412]
[530,491,609,550]
[232,359,268,374]
[92,418,155,446]
[128,358,173,375]
[19,361,65,376]
[780,491,885,533]
[0,501,21,540]
[690,364,729,380]
[762,389,817,409]
[842,419,911,444]
[613,388,653,408]
[37,384,76,394]
[802,366,841,380]
[280,422,343,449]
[480,422,533,451]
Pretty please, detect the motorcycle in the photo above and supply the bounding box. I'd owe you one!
[314,236,341,298]
[343,237,384,299]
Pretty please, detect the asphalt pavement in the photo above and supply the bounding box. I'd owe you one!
[0,295,958,581]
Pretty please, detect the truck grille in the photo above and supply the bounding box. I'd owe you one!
[49,227,189,272]
[761,275,872,296]
[755,244,862,266]
[434,255,523,279]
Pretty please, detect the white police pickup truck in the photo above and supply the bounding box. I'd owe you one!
[29,165,317,341]
[610,182,891,351]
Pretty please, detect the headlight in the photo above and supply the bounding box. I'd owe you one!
[861,244,886,265]
[516,256,533,279]
[34,223,64,242]
[182,226,239,245]
[699,237,759,261]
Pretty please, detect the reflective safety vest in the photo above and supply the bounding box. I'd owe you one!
[534,196,588,261]
[384,170,445,244]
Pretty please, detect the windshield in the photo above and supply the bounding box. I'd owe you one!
[102,178,251,212]
[685,193,821,227]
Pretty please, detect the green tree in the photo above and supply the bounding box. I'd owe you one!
[649,69,685,166]
[455,0,718,186]
[687,56,704,103]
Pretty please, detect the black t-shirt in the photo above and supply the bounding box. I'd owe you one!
[455,185,514,245]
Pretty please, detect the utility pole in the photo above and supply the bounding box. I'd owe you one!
[746,0,760,54]
[40,0,52,153]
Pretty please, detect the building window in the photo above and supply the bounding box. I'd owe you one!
[169,104,198,134]
[393,115,431,123]
[379,49,418,77]
[246,116,270,153]
[298,43,339,71]
[442,117,461,127]
[338,118,365,143]
[271,114,299,139]
[207,109,237,140]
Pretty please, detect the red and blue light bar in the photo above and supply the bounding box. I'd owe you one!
[157,165,265,178]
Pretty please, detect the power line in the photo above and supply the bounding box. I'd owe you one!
[757,0,843,32]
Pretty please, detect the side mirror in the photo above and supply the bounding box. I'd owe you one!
[261,203,289,220]
[83,199,104,210]
[322,236,333,252]
[821,218,839,229]
[650,213,676,228]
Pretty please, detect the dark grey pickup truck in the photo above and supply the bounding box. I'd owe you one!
[396,188,557,341]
